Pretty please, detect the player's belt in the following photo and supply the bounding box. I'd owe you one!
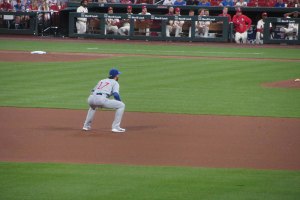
[96,93,109,98]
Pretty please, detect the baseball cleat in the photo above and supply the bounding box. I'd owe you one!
[82,126,91,131]
[112,128,126,133]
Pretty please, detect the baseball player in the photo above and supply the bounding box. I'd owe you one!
[105,7,120,35]
[256,12,272,44]
[232,8,252,44]
[196,9,211,37]
[166,7,184,37]
[281,11,299,40]
[138,5,151,36]
[76,0,88,34]
[83,68,126,133]
[118,5,133,36]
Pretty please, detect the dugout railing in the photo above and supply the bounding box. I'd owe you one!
[264,17,300,44]
[0,11,38,35]
[0,11,61,36]
[69,12,229,42]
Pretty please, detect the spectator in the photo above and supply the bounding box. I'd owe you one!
[256,12,271,44]
[28,0,38,11]
[198,0,210,6]
[166,6,174,15]
[265,0,276,7]
[281,11,299,40]
[105,7,120,35]
[76,0,88,34]
[163,0,174,5]
[134,0,154,4]
[173,0,186,6]
[249,0,262,7]
[219,0,235,6]
[39,0,50,22]
[118,5,133,36]
[235,0,247,7]
[274,0,285,7]
[286,0,298,7]
[232,8,252,43]
[218,6,231,22]
[0,0,13,11]
[166,7,184,37]
[182,9,194,37]
[13,0,24,10]
[57,1,67,10]
[13,0,25,29]
[138,5,151,36]
[186,0,199,5]
[49,1,60,11]
[196,8,210,37]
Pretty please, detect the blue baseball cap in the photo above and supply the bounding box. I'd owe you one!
[109,68,121,78]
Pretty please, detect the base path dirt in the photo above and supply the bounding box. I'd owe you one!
[262,79,300,89]
[1,50,300,63]
[0,107,300,170]
[0,50,114,62]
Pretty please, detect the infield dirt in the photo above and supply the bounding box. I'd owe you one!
[0,107,300,170]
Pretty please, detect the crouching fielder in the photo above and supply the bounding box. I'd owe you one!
[83,68,126,133]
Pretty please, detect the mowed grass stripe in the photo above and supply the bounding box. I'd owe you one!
[1,56,300,117]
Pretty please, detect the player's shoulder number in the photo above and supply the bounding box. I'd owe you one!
[97,80,110,90]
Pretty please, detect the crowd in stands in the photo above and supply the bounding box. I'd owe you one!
[1,0,299,13]
[0,0,68,30]
[0,0,67,12]
[80,0,300,7]
[161,0,299,7]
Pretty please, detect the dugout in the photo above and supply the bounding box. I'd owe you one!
[1,3,299,44]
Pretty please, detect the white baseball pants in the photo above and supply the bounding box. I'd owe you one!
[83,94,125,130]
[76,21,87,34]
[235,31,248,44]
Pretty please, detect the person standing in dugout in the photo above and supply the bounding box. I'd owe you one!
[76,0,88,34]
[232,8,252,44]
[83,68,126,133]
[256,12,272,44]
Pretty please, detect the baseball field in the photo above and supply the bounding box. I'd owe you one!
[0,36,300,199]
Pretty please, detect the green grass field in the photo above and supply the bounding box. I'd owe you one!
[0,39,300,199]
[0,162,300,200]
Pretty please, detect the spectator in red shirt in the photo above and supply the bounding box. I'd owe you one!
[265,0,276,7]
[287,0,298,7]
[0,0,13,11]
[218,6,231,22]
[232,8,252,44]
[49,1,59,11]
[29,0,39,11]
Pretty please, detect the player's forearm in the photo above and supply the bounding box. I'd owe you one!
[113,92,121,101]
